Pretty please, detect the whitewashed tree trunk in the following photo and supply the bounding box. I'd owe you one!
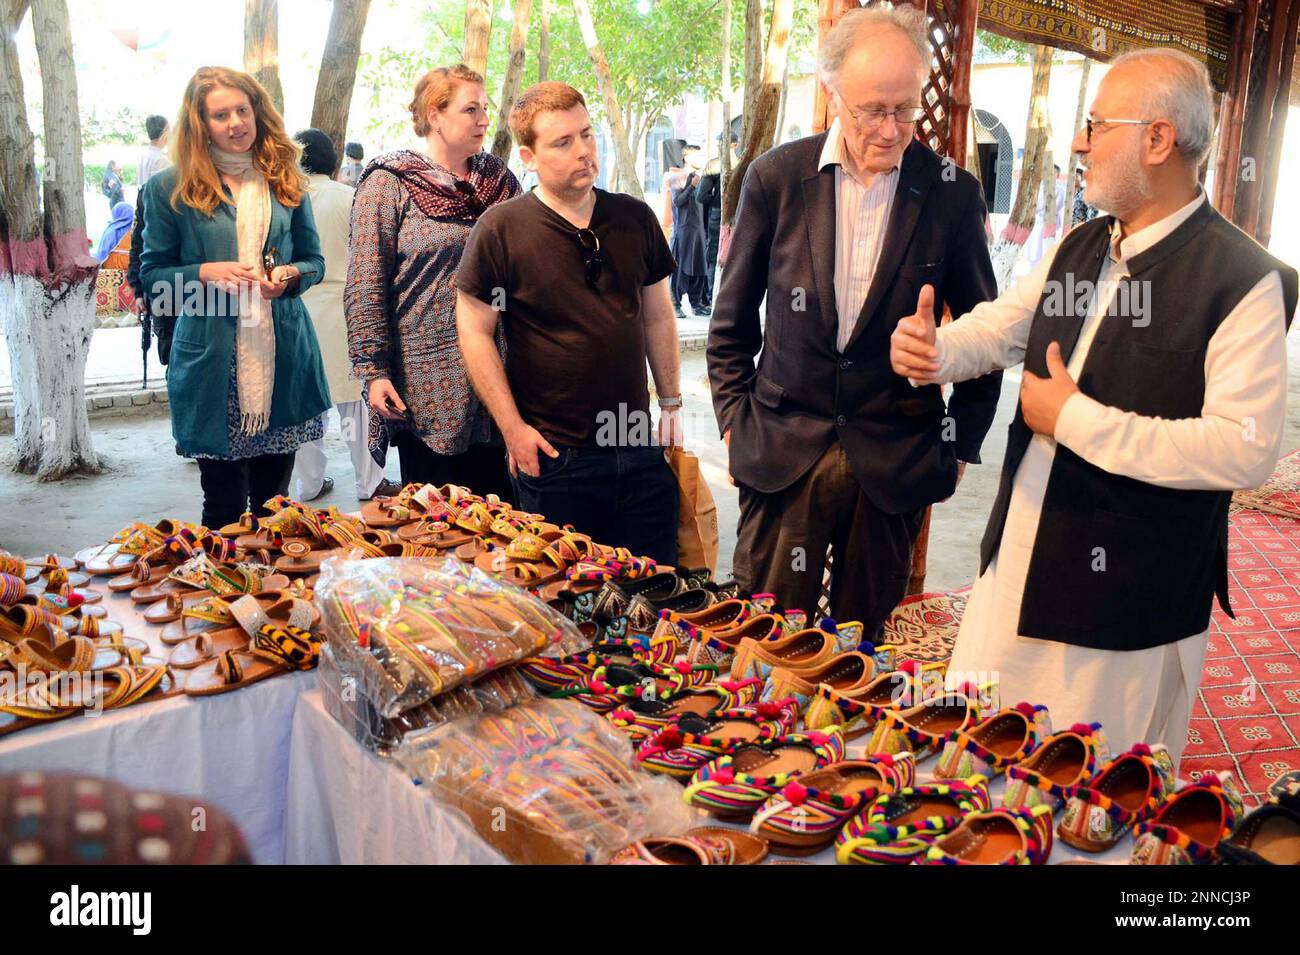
[1,0,99,479]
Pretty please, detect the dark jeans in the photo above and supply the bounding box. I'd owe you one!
[196,453,297,530]
[392,431,515,504]
[511,444,679,565]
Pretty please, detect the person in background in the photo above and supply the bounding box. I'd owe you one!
[669,145,710,319]
[290,128,396,504]
[102,161,125,210]
[94,201,134,266]
[339,141,364,187]
[141,66,331,530]
[695,154,723,306]
[345,64,520,496]
[1069,165,1096,230]
[139,115,171,185]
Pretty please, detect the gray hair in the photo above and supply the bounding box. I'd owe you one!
[818,4,931,87]
[1108,47,1214,163]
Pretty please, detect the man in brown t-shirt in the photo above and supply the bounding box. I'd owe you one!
[457,82,683,564]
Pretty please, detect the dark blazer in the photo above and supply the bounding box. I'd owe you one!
[707,133,1002,512]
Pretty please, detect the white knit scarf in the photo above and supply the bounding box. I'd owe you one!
[210,145,274,435]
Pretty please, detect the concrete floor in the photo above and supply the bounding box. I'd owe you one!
[3,340,1299,595]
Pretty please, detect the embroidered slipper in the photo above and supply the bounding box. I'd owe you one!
[9,590,107,620]
[608,827,770,865]
[835,774,993,865]
[762,643,897,714]
[1057,742,1177,852]
[805,660,947,739]
[919,804,1056,865]
[681,610,795,670]
[1002,721,1110,813]
[1131,771,1245,865]
[934,701,1054,781]
[1218,788,1300,865]
[866,680,998,760]
[8,634,123,672]
[729,622,843,687]
[751,753,918,855]
[1,605,123,642]
[81,519,195,575]
[606,678,764,740]
[635,699,800,777]
[182,624,321,696]
[682,728,847,818]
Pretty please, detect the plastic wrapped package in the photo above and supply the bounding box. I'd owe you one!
[396,699,694,864]
[318,645,537,756]
[315,556,588,716]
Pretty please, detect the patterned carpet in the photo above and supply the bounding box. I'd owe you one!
[1233,448,1300,520]
[881,510,1300,806]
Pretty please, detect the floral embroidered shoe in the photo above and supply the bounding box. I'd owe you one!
[681,610,800,671]
[1057,742,1177,852]
[647,597,753,658]
[729,621,845,685]
[919,805,1055,865]
[835,775,992,865]
[750,753,916,855]
[601,586,715,653]
[636,699,800,777]
[934,702,1053,781]
[1002,722,1110,813]
[606,678,763,740]
[1131,771,1246,865]
[608,827,769,865]
[865,681,998,760]
[762,642,897,713]
[682,728,846,818]
[804,660,947,739]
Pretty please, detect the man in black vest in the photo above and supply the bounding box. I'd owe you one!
[891,48,1297,769]
[708,6,1002,632]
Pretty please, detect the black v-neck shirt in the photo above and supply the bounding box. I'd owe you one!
[458,188,675,446]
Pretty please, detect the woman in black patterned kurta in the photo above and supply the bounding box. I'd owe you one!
[344,64,520,496]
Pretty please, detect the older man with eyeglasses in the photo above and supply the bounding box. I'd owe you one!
[891,48,1297,770]
[707,5,1002,632]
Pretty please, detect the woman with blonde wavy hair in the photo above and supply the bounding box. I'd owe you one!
[141,66,331,530]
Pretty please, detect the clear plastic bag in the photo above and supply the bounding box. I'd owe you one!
[396,699,694,864]
[318,645,538,756]
[315,556,588,717]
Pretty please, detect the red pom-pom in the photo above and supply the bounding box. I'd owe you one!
[898,660,920,676]
[712,766,735,785]
[65,592,84,608]
[1069,722,1094,736]
[756,701,784,720]
[806,731,830,747]
[1131,743,1152,757]
[958,681,979,699]
[589,679,608,695]
[674,660,692,674]
[610,708,634,723]
[657,727,683,749]
[1015,701,1037,719]
[781,781,808,805]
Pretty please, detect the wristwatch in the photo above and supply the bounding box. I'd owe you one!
[657,395,683,409]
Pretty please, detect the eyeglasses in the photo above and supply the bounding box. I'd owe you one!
[1085,116,1154,144]
[575,228,603,290]
[452,177,486,216]
[841,103,926,130]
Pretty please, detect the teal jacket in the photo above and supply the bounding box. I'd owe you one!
[141,167,331,456]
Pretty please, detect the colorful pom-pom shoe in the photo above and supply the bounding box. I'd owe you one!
[600,586,715,651]
[1130,771,1246,865]
[550,660,719,712]
[1002,722,1110,813]
[608,827,769,865]
[934,701,1052,781]
[606,678,763,740]
[517,640,655,692]
[835,774,992,865]
[918,804,1055,865]
[729,619,857,686]
[636,699,800,777]
[681,610,800,671]
[865,680,997,760]
[682,728,846,819]
[761,640,897,714]
[803,659,947,739]
[1056,742,1177,852]
[1217,789,1300,866]
[750,753,917,855]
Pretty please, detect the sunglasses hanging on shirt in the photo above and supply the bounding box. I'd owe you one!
[575,227,603,290]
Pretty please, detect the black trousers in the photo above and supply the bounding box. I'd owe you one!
[196,453,297,530]
[392,431,515,504]
[671,269,709,311]
[732,442,926,638]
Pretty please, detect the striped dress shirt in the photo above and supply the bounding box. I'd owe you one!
[819,119,901,352]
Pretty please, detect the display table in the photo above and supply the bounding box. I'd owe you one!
[284,689,1131,866]
[0,585,317,865]
[284,690,507,864]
